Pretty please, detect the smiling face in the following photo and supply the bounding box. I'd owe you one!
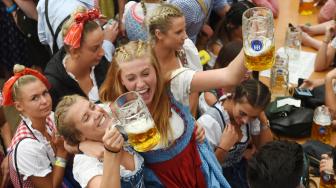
[66,97,111,141]
[232,98,263,126]
[14,80,52,120]
[119,57,157,106]
[156,16,188,50]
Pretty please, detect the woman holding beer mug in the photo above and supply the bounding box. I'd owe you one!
[54,94,145,188]
[99,39,247,187]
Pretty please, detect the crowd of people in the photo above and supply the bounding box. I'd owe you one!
[1,0,336,187]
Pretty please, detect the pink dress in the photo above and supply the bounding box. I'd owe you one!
[318,0,336,23]
[252,0,279,18]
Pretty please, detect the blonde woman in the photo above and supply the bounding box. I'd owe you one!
[54,95,145,188]
[3,65,68,188]
[147,4,203,116]
[99,39,247,187]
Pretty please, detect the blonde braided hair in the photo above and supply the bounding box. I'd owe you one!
[140,0,164,17]
[54,95,84,146]
[147,4,184,41]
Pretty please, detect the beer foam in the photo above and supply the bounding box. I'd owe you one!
[314,114,331,126]
[245,37,273,56]
[124,118,154,134]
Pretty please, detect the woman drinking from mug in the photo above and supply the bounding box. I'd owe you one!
[3,64,69,188]
[44,7,118,109]
[99,40,247,188]
[54,94,145,188]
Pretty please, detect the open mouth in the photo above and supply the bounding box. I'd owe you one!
[137,88,150,101]
[98,116,106,127]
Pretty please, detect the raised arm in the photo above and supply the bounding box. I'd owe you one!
[87,126,123,188]
[190,49,246,93]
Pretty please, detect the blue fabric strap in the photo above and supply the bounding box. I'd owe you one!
[6,3,17,13]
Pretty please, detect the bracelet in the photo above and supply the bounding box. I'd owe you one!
[6,3,17,14]
[104,145,120,153]
[54,157,67,168]
[215,145,229,152]
[323,39,330,44]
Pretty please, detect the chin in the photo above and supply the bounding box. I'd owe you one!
[144,95,154,106]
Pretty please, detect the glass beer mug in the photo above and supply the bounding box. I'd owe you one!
[270,53,289,101]
[285,24,302,60]
[299,0,314,16]
[311,105,332,144]
[242,7,275,71]
[114,91,160,152]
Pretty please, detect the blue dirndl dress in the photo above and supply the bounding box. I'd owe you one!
[140,94,231,188]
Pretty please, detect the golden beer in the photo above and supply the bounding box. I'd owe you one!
[270,54,289,100]
[311,120,332,144]
[244,43,275,71]
[124,118,160,152]
[243,7,274,71]
[299,0,314,16]
[311,106,332,144]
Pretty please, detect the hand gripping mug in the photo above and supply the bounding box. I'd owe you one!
[242,7,275,71]
[114,91,160,152]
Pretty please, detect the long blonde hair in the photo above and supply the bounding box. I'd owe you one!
[99,40,172,146]
[147,4,184,42]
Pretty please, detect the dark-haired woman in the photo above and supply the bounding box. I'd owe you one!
[197,79,271,188]
[206,1,255,68]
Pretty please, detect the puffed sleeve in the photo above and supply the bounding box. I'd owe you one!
[197,114,222,150]
[170,68,196,106]
[14,139,53,180]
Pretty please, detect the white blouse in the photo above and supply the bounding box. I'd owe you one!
[62,56,99,102]
[12,113,56,180]
[73,151,144,188]
[153,67,196,149]
[197,100,261,151]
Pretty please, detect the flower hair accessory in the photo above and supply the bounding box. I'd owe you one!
[2,68,50,106]
[64,8,103,49]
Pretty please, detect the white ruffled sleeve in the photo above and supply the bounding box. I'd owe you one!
[197,114,222,151]
[170,68,196,106]
[73,154,104,188]
[183,38,203,71]
[14,139,53,180]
